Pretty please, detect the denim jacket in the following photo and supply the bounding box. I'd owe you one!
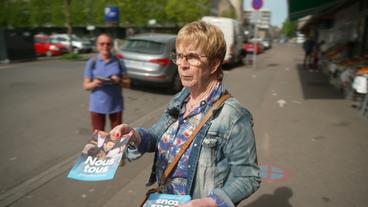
[126,87,261,206]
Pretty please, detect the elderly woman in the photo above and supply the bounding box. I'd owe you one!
[110,21,260,207]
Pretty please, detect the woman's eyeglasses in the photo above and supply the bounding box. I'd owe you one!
[98,42,111,47]
[171,53,206,66]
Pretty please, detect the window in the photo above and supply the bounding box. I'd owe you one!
[122,40,165,54]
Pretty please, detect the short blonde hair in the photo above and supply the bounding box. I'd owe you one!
[176,21,226,80]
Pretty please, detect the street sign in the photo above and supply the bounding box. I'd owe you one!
[252,0,263,10]
[104,6,119,24]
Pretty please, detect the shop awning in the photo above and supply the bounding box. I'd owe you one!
[288,0,343,21]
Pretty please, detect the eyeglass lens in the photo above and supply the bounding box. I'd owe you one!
[99,42,111,46]
[172,53,202,65]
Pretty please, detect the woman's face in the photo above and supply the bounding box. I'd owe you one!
[96,35,112,57]
[176,43,217,91]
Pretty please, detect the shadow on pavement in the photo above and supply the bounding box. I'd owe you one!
[297,64,344,99]
[241,186,293,207]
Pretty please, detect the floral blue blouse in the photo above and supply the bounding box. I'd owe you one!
[153,83,228,206]
[132,82,260,206]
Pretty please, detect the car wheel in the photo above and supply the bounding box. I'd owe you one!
[167,73,182,94]
[46,51,52,57]
[72,47,79,54]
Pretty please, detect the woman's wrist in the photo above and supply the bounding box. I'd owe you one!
[130,129,141,147]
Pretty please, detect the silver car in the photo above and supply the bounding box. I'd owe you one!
[118,33,181,93]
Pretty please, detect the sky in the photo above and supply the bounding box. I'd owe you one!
[243,0,288,27]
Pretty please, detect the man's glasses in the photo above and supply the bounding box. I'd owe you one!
[99,42,111,47]
[171,53,206,66]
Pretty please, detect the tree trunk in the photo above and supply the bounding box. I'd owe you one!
[64,0,73,53]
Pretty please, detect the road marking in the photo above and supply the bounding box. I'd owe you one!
[277,99,287,107]
[0,104,166,207]
[260,163,289,182]
[9,157,17,161]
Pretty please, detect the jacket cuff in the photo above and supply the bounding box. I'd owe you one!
[209,189,235,207]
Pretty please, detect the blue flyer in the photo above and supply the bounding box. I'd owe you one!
[143,193,191,207]
[67,130,133,181]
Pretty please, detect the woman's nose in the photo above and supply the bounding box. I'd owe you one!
[180,58,190,68]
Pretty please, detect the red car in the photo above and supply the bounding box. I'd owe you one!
[243,41,263,54]
[34,34,66,56]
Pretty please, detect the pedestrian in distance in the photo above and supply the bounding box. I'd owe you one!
[110,21,260,207]
[83,33,128,132]
[303,36,315,69]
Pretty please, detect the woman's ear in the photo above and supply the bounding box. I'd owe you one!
[210,59,221,75]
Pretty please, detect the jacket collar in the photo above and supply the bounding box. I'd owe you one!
[167,87,190,112]
[167,85,228,115]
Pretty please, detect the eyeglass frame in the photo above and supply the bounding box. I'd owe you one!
[98,42,112,47]
[170,52,207,66]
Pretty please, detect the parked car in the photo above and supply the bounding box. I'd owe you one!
[117,33,181,93]
[49,34,93,54]
[243,40,263,54]
[33,34,66,56]
[261,37,273,50]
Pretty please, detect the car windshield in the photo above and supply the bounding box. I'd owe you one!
[122,40,165,54]
[34,37,47,43]
[71,36,81,41]
[48,37,59,44]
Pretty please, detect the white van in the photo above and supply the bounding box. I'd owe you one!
[201,16,244,65]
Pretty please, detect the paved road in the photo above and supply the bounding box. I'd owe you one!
[0,58,171,207]
[1,44,368,207]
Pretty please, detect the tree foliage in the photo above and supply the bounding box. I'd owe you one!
[165,0,210,25]
[281,19,297,38]
[0,0,211,27]
[220,9,236,19]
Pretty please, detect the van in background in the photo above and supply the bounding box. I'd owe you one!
[201,16,244,65]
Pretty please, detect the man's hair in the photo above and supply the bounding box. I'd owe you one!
[176,21,226,80]
[96,33,112,43]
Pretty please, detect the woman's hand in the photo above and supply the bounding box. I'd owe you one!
[110,75,121,85]
[83,78,103,91]
[92,79,103,88]
[110,124,141,146]
[178,198,217,207]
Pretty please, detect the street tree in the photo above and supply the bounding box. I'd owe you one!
[0,0,211,28]
[165,0,210,25]
[64,0,73,53]
[281,19,297,38]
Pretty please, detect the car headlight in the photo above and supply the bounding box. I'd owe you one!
[49,45,59,51]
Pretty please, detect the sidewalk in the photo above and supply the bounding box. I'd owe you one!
[103,43,368,207]
[238,44,368,207]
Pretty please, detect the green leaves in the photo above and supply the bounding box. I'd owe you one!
[165,0,210,25]
[281,20,297,38]
[0,0,210,27]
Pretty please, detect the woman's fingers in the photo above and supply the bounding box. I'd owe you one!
[110,124,131,139]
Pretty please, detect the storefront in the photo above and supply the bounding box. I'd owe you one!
[289,0,368,117]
